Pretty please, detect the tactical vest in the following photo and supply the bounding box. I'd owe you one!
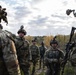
[16,37,29,60]
[48,50,60,60]
[30,45,39,56]
[39,46,46,56]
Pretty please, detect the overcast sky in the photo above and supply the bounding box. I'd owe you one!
[0,0,76,36]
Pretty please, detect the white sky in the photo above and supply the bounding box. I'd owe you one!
[0,0,76,36]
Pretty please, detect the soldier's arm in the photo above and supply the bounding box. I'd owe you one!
[44,50,50,66]
[59,50,65,63]
[44,46,47,54]
[29,45,33,61]
[29,46,32,61]
[26,41,32,61]
[60,50,65,59]
[39,46,41,57]
[44,50,49,60]
[12,36,20,47]
[37,46,40,58]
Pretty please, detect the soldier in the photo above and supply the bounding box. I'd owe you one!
[29,39,39,75]
[44,37,64,75]
[14,25,31,75]
[39,41,47,69]
[0,24,21,75]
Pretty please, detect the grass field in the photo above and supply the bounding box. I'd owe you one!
[21,61,76,75]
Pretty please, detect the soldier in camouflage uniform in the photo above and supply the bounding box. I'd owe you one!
[0,24,21,75]
[44,38,64,75]
[29,39,39,75]
[39,41,47,69]
[14,25,31,75]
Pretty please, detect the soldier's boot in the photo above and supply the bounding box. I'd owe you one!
[22,67,29,75]
[43,59,45,69]
[31,66,35,75]
[39,59,41,69]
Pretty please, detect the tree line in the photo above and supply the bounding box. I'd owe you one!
[25,33,76,51]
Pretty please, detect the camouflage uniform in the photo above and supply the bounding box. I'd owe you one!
[39,42,47,69]
[0,24,21,75]
[44,39,64,75]
[29,40,39,75]
[15,26,30,75]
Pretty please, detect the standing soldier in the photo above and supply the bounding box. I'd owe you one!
[29,39,39,75]
[44,36,64,75]
[39,41,47,69]
[14,25,31,75]
[0,24,21,75]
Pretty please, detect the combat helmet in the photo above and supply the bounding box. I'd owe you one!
[17,25,26,35]
[50,36,58,45]
[41,41,44,46]
[32,39,36,42]
[32,37,37,42]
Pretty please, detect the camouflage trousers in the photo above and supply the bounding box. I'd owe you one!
[20,65,30,75]
[39,56,44,69]
[0,59,9,75]
[45,68,60,75]
[31,59,38,75]
[45,63,61,75]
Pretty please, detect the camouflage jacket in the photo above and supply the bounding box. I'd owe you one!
[39,46,47,57]
[44,47,64,65]
[0,29,21,75]
[15,36,30,62]
[29,44,39,57]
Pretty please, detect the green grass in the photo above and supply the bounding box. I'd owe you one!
[21,61,76,75]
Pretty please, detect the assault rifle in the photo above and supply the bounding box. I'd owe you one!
[61,27,76,75]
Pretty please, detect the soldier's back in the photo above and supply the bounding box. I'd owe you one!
[0,30,21,75]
